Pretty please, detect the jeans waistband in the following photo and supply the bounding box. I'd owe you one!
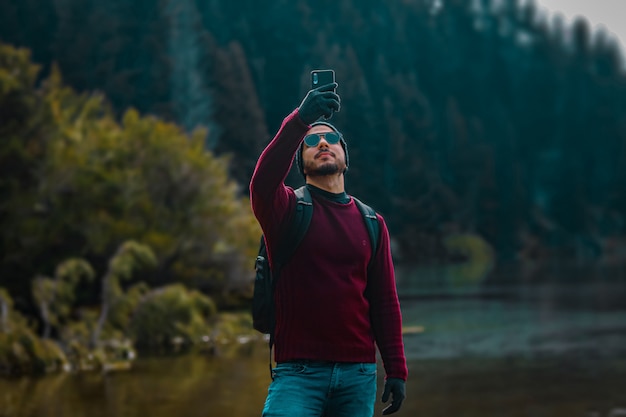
[281,359,336,365]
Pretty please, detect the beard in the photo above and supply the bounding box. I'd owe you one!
[306,162,341,177]
[304,152,347,176]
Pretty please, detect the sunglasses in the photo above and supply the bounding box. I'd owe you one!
[303,132,342,147]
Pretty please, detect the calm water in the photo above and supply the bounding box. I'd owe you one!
[1,333,625,417]
[2,271,626,417]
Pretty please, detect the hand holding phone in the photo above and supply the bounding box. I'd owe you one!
[297,69,340,123]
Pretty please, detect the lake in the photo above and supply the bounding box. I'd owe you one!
[2,263,626,417]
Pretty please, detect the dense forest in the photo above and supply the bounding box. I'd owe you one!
[2,0,626,307]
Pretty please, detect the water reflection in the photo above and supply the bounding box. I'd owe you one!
[1,336,624,417]
[398,260,626,305]
[2,260,626,417]
[0,346,271,417]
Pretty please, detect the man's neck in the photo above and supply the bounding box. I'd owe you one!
[306,174,345,193]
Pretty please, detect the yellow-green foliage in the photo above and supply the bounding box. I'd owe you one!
[92,240,157,346]
[51,258,95,324]
[39,83,260,274]
[107,282,151,332]
[0,289,67,376]
[31,258,94,338]
[102,241,157,305]
[59,312,97,367]
[209,312,254,344]
[129,284,217,350]
[58,311,125,371]
[0,44,39,95]
[443,233,495,284]
[1,42,261,306]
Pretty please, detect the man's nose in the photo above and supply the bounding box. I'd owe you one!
[317,136,329,147]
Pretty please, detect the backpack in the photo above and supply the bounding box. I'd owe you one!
[252,185,381,338]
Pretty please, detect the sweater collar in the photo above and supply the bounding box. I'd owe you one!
[306,184,350,204]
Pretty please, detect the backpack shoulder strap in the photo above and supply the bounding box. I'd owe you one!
[275,185,313,265]
[352,196,381,265]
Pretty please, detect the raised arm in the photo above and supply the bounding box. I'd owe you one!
[249,83,340,248]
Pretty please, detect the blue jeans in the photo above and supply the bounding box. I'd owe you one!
[262,361,377,417]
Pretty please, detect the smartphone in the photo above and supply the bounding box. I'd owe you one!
[311,69,335,91]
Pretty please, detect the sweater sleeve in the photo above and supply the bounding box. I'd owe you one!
[368,215,408,381]
[249,109,310,263]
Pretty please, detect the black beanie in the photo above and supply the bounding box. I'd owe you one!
[295,121,349,178]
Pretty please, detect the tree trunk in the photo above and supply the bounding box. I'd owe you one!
[0,299,8,333]
[91,271,112,347]
[40,301,52,338]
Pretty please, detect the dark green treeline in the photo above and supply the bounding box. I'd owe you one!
[2,0,626,265]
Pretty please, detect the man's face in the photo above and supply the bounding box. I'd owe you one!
[302,126,346,178]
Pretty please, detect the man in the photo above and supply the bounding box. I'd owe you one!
[250,82,407,416]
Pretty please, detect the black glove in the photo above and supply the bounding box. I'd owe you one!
[297,82,340,124]
[381,377,406,415]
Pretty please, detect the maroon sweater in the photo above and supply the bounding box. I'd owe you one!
[250,109,408,380]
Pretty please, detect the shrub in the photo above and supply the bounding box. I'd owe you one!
[129,284,216,351]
